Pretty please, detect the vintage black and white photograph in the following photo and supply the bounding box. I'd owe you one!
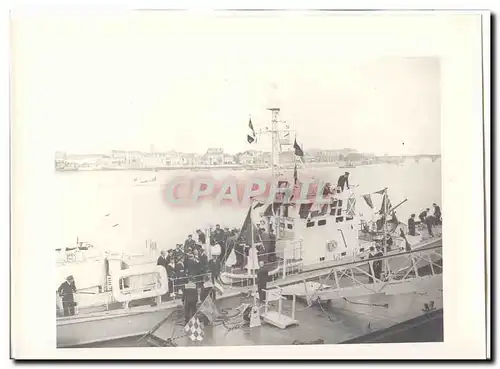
[10,9,488,360]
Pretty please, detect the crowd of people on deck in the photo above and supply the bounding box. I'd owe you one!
[154,224,278,323]
[155,223,278,303]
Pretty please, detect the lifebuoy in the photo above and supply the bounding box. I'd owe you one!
[327,240,338,252]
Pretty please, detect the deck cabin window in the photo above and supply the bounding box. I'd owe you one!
[336,216,344,223]
[306,221,315,228]
[318,219,327,226]
[287,224,293,230]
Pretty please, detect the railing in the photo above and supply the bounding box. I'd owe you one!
[306,244,443,304]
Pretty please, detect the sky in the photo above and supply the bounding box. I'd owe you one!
[12,12,441,156]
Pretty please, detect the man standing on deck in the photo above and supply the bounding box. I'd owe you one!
[433,203,442,225]
[175,259,186,295]
[257,261,270,303]
[183,278,199,324]
[368,247,384,283]
[209,254,222,285]
[419,209,429,224]
[196,229,206,245]
[337,172,350,192]
[166,258,176,298]
[199,247,209,274]
[425,214,434,237]
[157,250,168,270]
[408,214,417,236]
[184,234,196,252]
[173,243,184,264]
[213,224,225,245]
[157,250,169,301]
[58,275,77,316]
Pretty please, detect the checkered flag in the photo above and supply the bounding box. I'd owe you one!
[184,316,204,342]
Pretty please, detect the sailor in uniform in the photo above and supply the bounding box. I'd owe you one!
[58,275,77,317]
[182,278,199,324]
[337,172,350,192]
[408,214,417,236]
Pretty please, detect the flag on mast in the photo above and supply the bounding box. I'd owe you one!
[198,295,220,324]
[346,195,356,217]
[363,194,374,209]
[293,137,304,157]
[378,191,392,215]
[247,117,256,144]
[237,205,262,244]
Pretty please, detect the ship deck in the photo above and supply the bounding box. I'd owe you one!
[57,239,443,348]
[70,284,443,348]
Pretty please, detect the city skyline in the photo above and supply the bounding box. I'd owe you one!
[55,145,440,158]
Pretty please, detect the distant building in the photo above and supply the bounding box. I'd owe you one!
[315,148,358,163]
[236,152,254,165]
[204,148,224,165]
[180,153,200,166]
[223,154,235,165]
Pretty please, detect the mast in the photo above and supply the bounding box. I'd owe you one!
[383,188,388,275]
[250,200,257,306]
[267,108,280,180]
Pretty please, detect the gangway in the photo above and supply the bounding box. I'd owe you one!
[278,244,442,304]
[260,288,299,329]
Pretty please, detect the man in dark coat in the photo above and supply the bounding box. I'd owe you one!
[368,246,384,283]
[256,261,270,302]
[182,278,199,324]
[419,209,429,224]
[337,172,350,192]
[184,235,196,252]
[173,244,184,264]
[408,214,416,236]
[213,224,225,245]
[58,275,77,316]
[433,203,442,225]
[166,259,176,298]
[425,214,434,237]
[198,248,209,275]
[175,260,186,294]
[196,229,207,245]
[208,255,222,285]
[157,250,169,270]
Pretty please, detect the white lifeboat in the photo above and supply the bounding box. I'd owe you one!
[110,264,168,303]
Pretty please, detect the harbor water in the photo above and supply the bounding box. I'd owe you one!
[54,160,441,255]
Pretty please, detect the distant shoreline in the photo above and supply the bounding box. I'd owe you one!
[53,162,399,173]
